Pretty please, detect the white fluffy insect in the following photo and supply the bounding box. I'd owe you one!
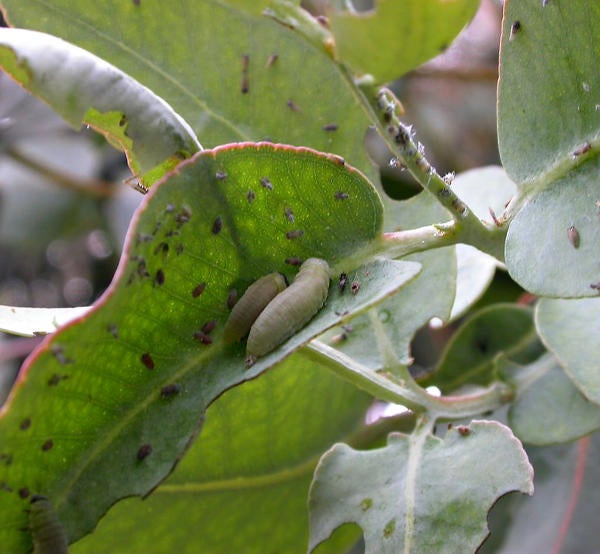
[29,495,68,554]
[246,258,330,362]
[223,272,288,344]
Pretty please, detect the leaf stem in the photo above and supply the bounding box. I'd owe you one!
[368,87,507,260]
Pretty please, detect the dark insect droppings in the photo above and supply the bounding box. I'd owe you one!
[161,384,181,398]
[212,216,223,235]
[141,353,155,370]
[194,331,213,345]
[192,282,207,297]
[201,319,217,334]
[41,439,53,452]
[227,289,239,309]
[338,273,348,292]
[137,444,152,461]
[286,229,304,240]
[260,177,273,190]
[107,323,119,339]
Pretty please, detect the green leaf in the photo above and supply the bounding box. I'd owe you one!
[498,0,600,185]
[505,162,600,297]
[498,353,600,445]
[0,144,423,552]
[535,297,600,404]
[1,1,378,183]
[328,0,480,83]
[319,191,455,370]
[498,1,600,297]
[70,351,371,553]
[309,421,533,554]
[0,28,201,187]
[424,304,544,392]
[482,436,600,554]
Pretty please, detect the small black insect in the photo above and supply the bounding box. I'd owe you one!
[212,216,223,235]
[161,384,181,399]
[192,283,206,298]
[137,444,152,461]
[141,353,155,370]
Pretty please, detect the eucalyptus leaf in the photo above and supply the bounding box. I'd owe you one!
[498,353,600,445]
[328,0,480,83]
[70,351,372,554]
[1,0,379,184]
[0,144,419,553]
[423,304,544,393]
[0,28,201,187]
[535,297,600,404]
[309,421,533,554]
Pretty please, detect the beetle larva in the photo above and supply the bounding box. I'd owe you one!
[29,495,68,554]
[246,258,330,360]
[223,272,288,344]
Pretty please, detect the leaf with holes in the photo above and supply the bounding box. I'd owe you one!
[0,143,422,553]
[309,421,533,554]
[0,28,201,187]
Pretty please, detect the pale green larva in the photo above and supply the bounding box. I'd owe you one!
[246,258,330,361]
[223,272,288,344]
[29,495,68,554]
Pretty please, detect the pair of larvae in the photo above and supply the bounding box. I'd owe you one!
[224,258,330,364]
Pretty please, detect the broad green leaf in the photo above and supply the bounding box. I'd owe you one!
[0,306,91,337]
[0,144,423,553]
[0,28,201,187]
[423,304,544,392]
[498,0,600,185]
[505,163,600,297]
[535,297,600,404]
[1,0,378,184]
[498,353,600,445]
[498,1,600,297]
[309,421,533,554]
[70,351,371,553]
[327,0,480,83]
[483,436,600,554]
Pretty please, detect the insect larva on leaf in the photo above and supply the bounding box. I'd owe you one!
[246,258,330,363]
[29,495,68,554]
[223,272,288,344]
